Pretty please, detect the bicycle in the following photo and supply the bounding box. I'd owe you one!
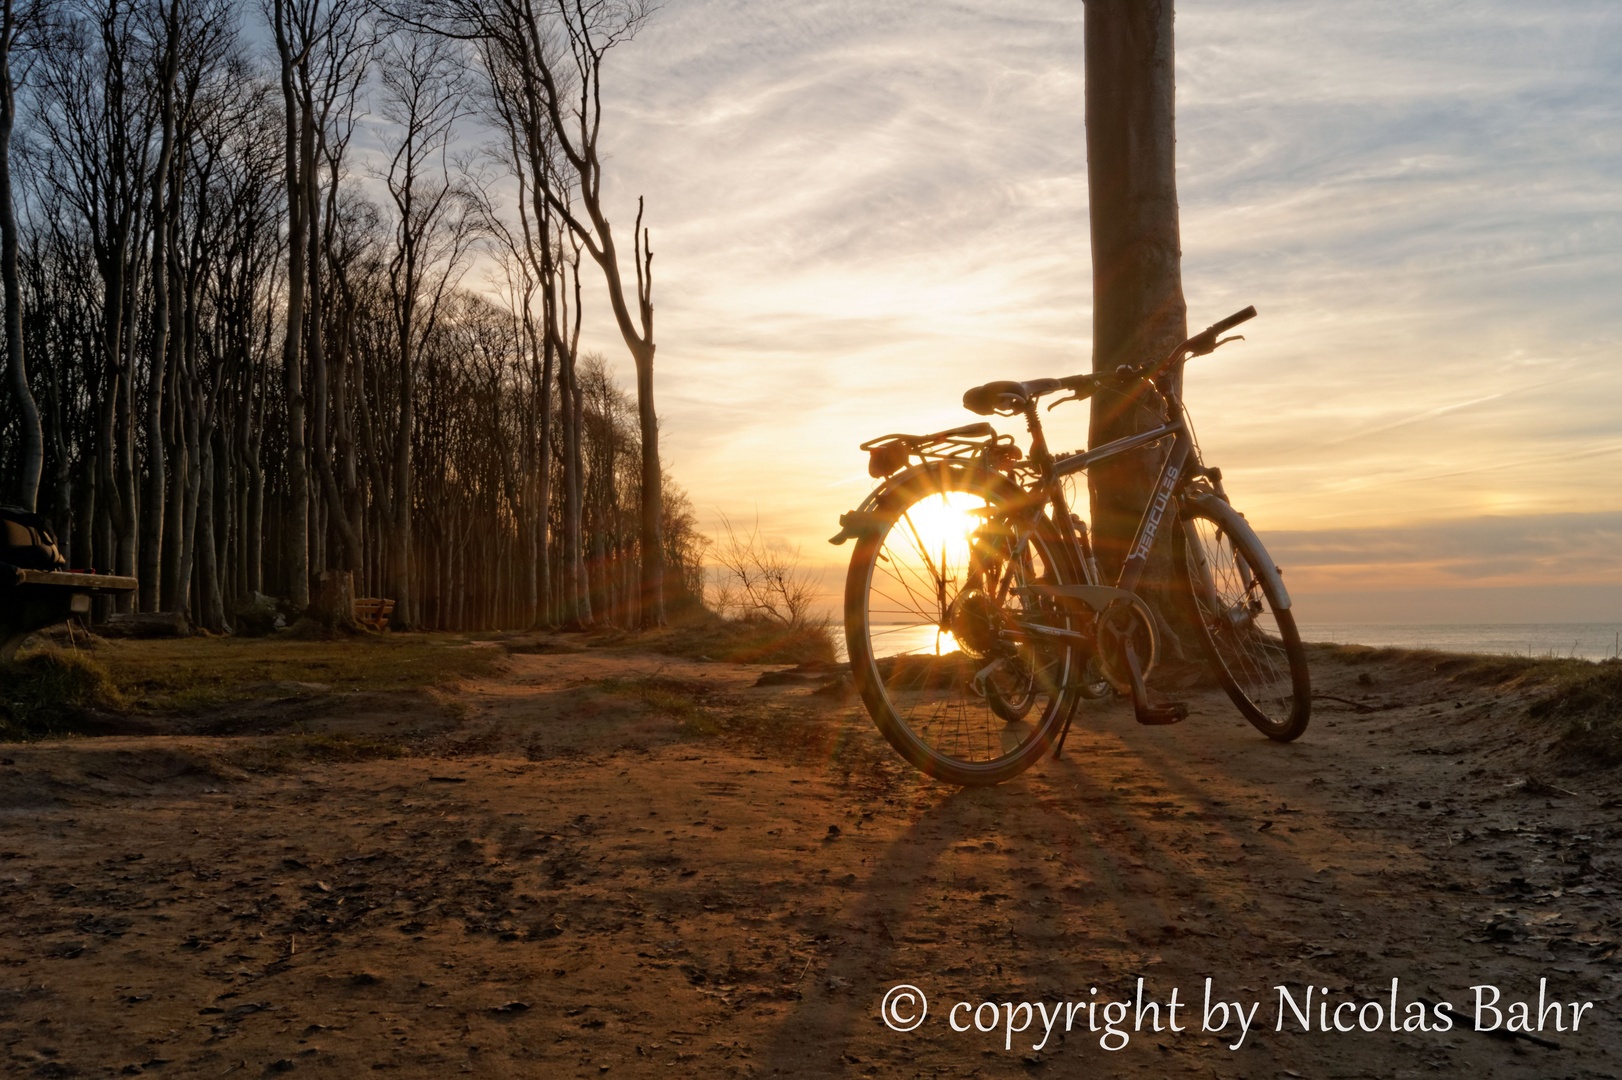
[830,306,1311,786]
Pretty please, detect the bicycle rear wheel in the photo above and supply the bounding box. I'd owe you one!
[1177,495,1311,741]
[844,465,1081,786]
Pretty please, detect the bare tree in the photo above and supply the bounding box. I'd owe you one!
[368,28,475,627]
[27,0,156,609]
[134,0,180,610]
[0,0,45,511]
[408,0,665,627]
[2,0,703,640]
[268,0,370,613]
[468,172,551,628]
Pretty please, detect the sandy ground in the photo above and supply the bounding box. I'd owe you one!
[2,640,1621,1079]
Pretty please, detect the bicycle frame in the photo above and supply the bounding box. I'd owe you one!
[1028,385,1289,614]
[833,371,1289,647]
[1012,383,1192,594]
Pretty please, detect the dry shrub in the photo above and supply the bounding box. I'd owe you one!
[710,513,822,629]
[1535,660,1622,766]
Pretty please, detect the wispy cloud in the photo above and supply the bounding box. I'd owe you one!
[1267,511,1622,591]
[551,1,1620,617]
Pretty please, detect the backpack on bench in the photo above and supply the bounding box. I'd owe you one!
[0,506,68,572]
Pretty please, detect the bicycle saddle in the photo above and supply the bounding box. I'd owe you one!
[962,374,1098,416]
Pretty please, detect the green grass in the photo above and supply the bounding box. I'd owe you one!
[82,633,506,714]
[0,650,127,739]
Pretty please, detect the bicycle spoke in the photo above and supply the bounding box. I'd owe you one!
[859,489,1073,767]
[1185,511,1303,730]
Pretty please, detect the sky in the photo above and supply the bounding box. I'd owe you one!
[557,0,1622,623]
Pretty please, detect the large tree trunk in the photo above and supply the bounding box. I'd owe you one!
[172,385,202,615]
[1084,0,1193,657]
[557,345,588,628]
[114,358,137,609]
[310,568,359,631]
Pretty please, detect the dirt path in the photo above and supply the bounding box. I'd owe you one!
[2,642,1620,1078]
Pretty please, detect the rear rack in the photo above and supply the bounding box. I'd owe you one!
[860,422,1022,478]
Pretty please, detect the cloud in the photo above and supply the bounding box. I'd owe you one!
[497,1,1621,607]
[1266,511,1622,590]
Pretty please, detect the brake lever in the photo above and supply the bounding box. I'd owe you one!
[1189,333,1246,358]
[1046,392,1083,411]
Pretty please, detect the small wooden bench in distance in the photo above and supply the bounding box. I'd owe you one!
[354,598,395,631]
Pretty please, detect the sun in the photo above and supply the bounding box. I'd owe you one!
[892,490,986,568]
[885,490,989,656]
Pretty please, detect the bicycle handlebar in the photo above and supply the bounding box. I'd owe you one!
[961,307,1257,416]
[1137,305,1257,383]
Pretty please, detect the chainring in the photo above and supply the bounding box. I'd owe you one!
[1094,598,1159,693]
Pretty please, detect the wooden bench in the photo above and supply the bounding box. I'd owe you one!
[1,569,138,660]
[354,597,395,631]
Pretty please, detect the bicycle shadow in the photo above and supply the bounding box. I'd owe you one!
[753,701,1395,1076]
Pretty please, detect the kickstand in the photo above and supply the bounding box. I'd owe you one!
[1125,640,1188,726]
[1051,698,1080,759]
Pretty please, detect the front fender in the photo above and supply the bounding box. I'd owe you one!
[1180,492,1292,611]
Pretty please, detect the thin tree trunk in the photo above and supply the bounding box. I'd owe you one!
[197,427,227,631]
[273,0,311,611]
[0,0,40,512]
[139,0,183,610]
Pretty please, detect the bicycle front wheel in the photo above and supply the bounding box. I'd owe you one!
[1177,494,1311,741]
[844,465,1081,786]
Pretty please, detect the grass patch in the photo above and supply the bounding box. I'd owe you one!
[1531,660,1622,767]
[89,634,505,714]
[264,731,407,765]
[630,610,838,666]
[1310,643,1622,769]
[0,650,127,739]
[597,675,724,736]
[1306,642,1592,688]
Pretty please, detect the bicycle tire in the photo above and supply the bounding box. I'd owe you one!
[1176,495,1311,741]
[844,465,1081,786]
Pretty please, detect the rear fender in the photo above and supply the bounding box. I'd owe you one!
[829,464,1034,545]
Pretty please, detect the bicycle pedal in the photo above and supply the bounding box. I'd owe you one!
[1134,701,1189,726]
[1120,639,1186,726]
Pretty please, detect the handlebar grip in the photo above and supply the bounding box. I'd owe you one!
[1209,305,1257,336]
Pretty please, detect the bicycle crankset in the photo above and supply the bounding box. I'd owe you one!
[1015,584,1158,693]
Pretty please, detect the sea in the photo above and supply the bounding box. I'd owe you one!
[836,623,1622,663]
[1293,623,1622,662]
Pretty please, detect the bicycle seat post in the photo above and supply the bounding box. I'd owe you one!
[1021,401,1052,476]
[1020,402,1087,568]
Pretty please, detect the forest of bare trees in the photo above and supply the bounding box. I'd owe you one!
[0,0,699,633]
